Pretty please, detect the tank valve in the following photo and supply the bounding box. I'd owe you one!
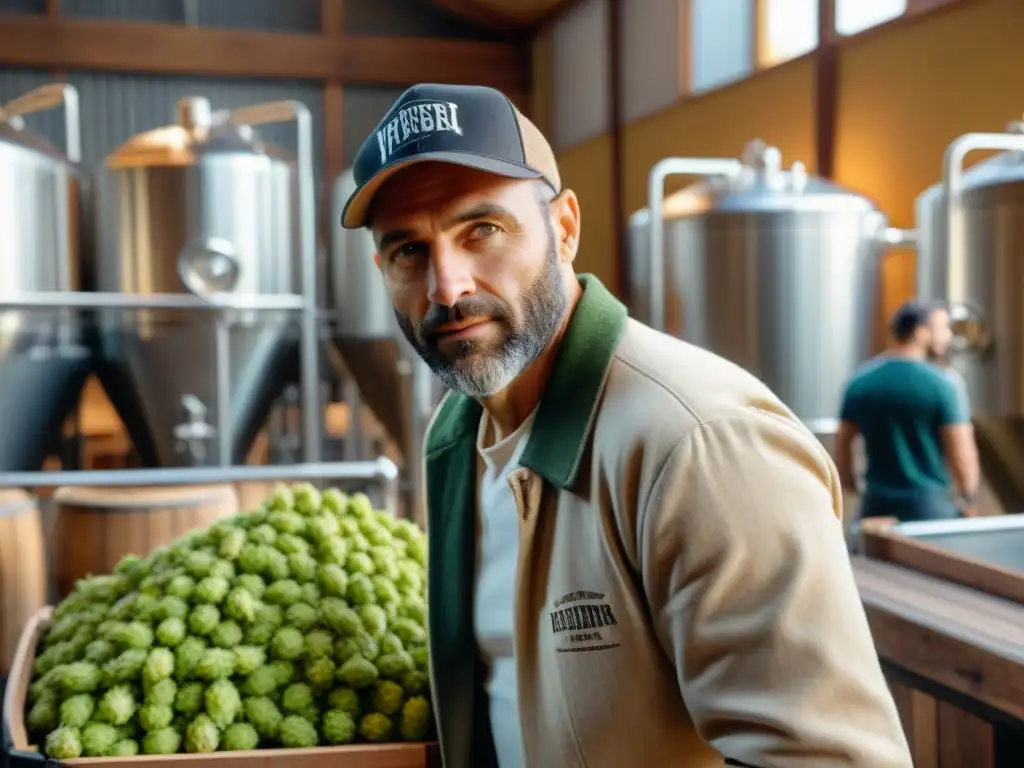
[173,394,217,464]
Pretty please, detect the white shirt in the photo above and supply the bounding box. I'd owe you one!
[473,409,536,768]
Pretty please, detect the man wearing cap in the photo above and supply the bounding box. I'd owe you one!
[341,84,911,768]
[835,300,980,523]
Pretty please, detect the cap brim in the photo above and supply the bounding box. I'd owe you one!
[340,151,544,229]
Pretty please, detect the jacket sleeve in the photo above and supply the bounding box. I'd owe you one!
[639,410,912,768]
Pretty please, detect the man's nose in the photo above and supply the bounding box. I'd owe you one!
[427,243,475,307]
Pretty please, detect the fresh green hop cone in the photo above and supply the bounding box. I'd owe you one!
[271,626,305,660]
[337,656,379,688]
[205,679,242,728]
[145,676,178,707]
[59,693,95,729]
[399,696,433,741]
[97,685,136,725]
[174,636,207,681]
[195,575,230,605]
[81,721,119,756]
[44,724,83,759]
[304,628,334,659]
[234,572,266,600]
[279,714,319,748]
[59,661,102,693]
[174,682,205,715]
[109,738,140,756]
[155,617,187,647]
[358,712,393,743]
[243,665,279,697]
[223,722,260,751]
[305,656,336,690]
[185,713,220,753]
[188,604,220,636]
[139,703,174,732]
[243,696,283,739]
[193,647,236,680]
[327,687,361,717]
[143,727,182,755]
[285,602,319,632]
[224,586,257,622]
[323,709,357,745]
[143,647,175,685]
[372,680,406,716]
[212,620,243,649]
[234,645,267,675]
[281,682,314,713]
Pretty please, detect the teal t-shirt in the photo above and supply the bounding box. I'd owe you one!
[840,356,968,502]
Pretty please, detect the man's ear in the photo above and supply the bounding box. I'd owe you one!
[373,252,383,272]
[553,189,581,264]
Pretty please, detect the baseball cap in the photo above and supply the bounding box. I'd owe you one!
[340,83,561,230]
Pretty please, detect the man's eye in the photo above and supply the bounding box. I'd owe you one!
[393,243,424,260]
[470,223,498,238]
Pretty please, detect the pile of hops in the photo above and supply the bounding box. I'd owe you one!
[24,483,433,759]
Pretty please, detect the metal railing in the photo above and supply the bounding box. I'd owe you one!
[0,290,400,508]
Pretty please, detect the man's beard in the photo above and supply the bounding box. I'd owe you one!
[395,227,566,398]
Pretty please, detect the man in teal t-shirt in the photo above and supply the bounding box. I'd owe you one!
[834,301,980,522]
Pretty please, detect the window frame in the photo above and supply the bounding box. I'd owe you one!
[676,0,967,99]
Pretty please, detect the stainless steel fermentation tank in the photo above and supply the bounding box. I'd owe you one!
[92,96,320,468]
[327,169,444,522]
[915,121,1024,512]
[629,140,913,442]
[0,83,90,471]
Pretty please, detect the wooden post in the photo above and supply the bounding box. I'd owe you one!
[608,0,625,299]
[814,0,838,178]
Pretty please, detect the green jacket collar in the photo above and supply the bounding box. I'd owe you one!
[424,273,628,488]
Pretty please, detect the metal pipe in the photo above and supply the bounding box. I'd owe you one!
[214,317,232,466]
[880,227,918,248]
[228,100,320,464]
[0,458,399,489]
[1,82,81,163]
[942,132,1024,308]
[1,83,82,348]
[0,292,305,311]
[646,157,743,331]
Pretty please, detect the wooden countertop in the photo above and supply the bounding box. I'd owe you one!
[853,555,1024,720]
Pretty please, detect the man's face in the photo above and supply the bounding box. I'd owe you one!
[927,308,953,359]
[370,163,568,399]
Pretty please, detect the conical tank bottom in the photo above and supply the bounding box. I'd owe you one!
[0,345,91,471]
[95,318,294,467]
[331,337,412,460]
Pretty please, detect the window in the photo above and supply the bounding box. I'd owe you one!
[762,0,818,66]
[835,0,907,36]
[691,0,754,94]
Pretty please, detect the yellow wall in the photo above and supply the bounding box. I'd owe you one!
[542,0,1024,326]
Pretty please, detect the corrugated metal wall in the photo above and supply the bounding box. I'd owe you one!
[0,70,326,182]
[341,87,406,168]
[0,0,493,184]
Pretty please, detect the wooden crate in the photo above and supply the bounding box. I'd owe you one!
[3,608,438,767]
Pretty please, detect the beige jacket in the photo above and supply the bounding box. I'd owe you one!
[424,274,912,768]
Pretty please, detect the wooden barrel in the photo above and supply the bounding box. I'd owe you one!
[52,484,239,598]
[0,490,47,675]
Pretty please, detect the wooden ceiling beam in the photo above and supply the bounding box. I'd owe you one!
[421,0,532,35]
[0,14,529,91]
